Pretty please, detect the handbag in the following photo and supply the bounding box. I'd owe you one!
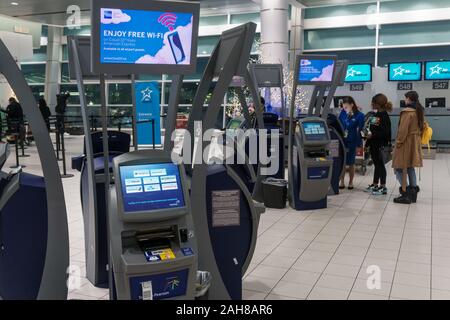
[381,143,393,164]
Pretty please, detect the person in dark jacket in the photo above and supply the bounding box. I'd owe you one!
[339,96,365,190]
[38,98,51,130]
[365,93,392,195]
[1,97,24,135]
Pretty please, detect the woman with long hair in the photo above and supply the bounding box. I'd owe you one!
[338,96,365,190]
[392,91,424,204]
[365,94,392,195]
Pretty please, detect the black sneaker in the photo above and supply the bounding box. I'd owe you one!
[394,194,411,204]
[365,184,377,193]
[372,186,387,195]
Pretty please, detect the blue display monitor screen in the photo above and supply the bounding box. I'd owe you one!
[388,62,422,81]
[119,163,185,213]
[425,61,450,80]
[345,64,372,83]
[303,121,328,141]
[298,58,335,83]
[100,8,193,65]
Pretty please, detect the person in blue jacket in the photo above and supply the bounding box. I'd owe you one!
[339,96,365,190]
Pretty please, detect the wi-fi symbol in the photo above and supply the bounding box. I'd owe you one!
[158,13,177,31]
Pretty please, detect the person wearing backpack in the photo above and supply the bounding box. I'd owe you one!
[392,91,424,204]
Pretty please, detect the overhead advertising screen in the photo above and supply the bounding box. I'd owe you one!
[298,57,336,85]
[388,62,422,81]
[91,0,200,75]
[425,61,450,80]
[345,64,372,83]
[119,163,185,213]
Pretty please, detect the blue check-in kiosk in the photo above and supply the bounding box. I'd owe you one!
[108,150,197,300]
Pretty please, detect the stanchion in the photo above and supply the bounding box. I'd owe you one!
[59,117,74,178]
[55,116,62,160]
[10,134,25,169]
[19,125,30,158]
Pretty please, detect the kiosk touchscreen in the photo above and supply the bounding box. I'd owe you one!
[109,151,197,300]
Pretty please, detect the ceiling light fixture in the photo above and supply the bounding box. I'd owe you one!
[11,2,19,5]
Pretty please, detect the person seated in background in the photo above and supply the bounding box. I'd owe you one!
[339,96,365,190]
[38,98,51,131]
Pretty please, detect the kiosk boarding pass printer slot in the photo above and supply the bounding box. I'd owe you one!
[108,151,197,300]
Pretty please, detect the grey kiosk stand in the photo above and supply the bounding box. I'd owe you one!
[249,63,287,179]
[288,54,340,211]
[185,22,264,300]
[70,0,200,299]
[68,35,134,288]
[0,39,69,299]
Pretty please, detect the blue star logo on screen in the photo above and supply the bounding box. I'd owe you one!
[430,64,444,76]
[346,67,357,78]
[141,87,153,102]
[393,66,406,77]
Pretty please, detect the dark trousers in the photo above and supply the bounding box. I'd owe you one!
[370,146,387,185]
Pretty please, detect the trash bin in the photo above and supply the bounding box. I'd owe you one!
[262,178,287,209]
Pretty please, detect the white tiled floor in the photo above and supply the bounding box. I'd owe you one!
[9,133,450,300]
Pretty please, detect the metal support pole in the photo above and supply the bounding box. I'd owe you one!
[131,74,138,151]
[60,116,74,178]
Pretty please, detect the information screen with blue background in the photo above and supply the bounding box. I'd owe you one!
[303,122,328,141]
[345,64,372,83]
[100,8,193,65]
[425,61,450,80]
[388,62,422,81]
[298,59,335,83]
[120,163,185,213]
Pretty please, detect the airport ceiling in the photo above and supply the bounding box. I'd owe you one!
[0,0,396,26]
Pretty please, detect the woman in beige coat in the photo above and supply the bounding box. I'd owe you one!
[392,91,424,204]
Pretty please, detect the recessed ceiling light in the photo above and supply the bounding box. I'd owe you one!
[11,2,19,5]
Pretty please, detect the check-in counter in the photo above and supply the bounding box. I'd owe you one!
[390,108,450,144]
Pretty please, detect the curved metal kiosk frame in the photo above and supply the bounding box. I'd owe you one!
[186,22,263,299]
[0,39,69,300]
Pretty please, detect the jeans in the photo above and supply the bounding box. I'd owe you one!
[395,168,417,187]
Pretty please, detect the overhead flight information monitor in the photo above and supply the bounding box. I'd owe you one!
[119,163,185,213]
[91,0,200,75]
[425,61,450,80]
[345,64,372,83]
[297,55,337,85]
[388,62,422,81]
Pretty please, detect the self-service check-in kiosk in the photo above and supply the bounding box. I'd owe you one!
[325,60,348,195]
[291,118,333,209]
[185,22,264,300]
[288,54,340,210]
[108,151,197,300]
[71,0,201,299]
